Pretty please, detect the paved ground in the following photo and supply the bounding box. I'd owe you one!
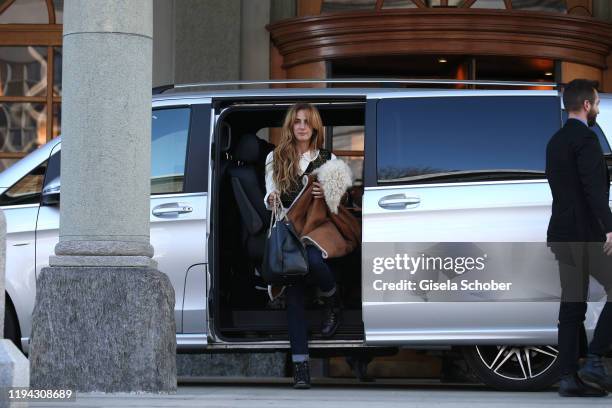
[27,378,612,408]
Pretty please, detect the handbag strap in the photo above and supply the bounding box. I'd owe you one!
[267,198,281,237]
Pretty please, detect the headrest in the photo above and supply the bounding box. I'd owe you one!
[234,133,260,163]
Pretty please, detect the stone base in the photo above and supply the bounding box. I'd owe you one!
[49,255,157,268]
[177,352,286,377]
[0,339,29,407]
[29,267,176,392]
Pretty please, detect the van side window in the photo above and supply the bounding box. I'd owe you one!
[0,160,48,206]
[151,107,191,194]
[376,96,561,184]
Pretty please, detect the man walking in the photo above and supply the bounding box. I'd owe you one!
[546,79,612,397]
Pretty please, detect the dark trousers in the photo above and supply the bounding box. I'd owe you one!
[554,242,612,374]
[286,245,336,358]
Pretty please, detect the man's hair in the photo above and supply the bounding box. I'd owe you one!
[563,79,599,112]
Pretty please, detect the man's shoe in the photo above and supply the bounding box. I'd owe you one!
[293,361,311,389]
[579,354,612,392]
[321,292,340,338]
[558,373,608,397]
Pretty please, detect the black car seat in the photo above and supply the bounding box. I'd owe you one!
[228,133,275,270]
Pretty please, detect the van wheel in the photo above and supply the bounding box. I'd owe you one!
[462,345,560,391]
[4,298,21,351]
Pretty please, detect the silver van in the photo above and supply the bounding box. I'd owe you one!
[2,80,611,391]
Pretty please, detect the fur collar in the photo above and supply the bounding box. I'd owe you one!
[312,159,353,214]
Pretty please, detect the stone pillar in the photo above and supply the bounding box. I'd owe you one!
[269,0,295,85]
[29,0,176,392]
[0,210,30,407]
[153,0,176,87]
[240,0,270,81]
[174,0,241,83]
[271,0,296,23]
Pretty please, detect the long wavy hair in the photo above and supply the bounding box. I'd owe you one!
[273,103,324,195]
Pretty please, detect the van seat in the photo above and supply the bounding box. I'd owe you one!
[228,133,274,269]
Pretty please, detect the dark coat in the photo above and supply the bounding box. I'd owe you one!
[546,119,612,242]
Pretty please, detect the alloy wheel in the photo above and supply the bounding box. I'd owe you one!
[475,345,559,381]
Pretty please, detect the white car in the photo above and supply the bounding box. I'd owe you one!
[2,81,611,390]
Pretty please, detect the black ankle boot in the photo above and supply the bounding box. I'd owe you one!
[321,292,341,338]
[293,361,311,389]
[558,372,608,397]
[579,354,612,392]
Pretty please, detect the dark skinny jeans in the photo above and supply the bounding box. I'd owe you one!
[286,245,336,360]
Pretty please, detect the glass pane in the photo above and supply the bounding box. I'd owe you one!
[322,0,377,12]
[381,0,418,9]
[332,126,364,151]
[511,0,566,12]
[471,0,507,9]
[52,46,61,96]
[0,46,47,97]
[0,102,47,155]
[426,0,463,5]
[53,0,62,23]
[0,0,48,24]
[52,102,60,137]
[0,158,18,172]
[376,96,561,184]
[151,108,191,194]
[0,159,46,205]
[338,156,364,185]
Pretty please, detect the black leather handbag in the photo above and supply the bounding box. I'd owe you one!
[262,204,309,285]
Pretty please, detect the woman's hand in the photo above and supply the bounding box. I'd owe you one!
[267,192,279,207]
[312,181,324,199]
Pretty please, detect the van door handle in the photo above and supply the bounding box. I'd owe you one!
[152,202,193,217]
[378,194,420,209]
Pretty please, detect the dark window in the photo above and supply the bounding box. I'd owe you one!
[151,107,191,194]
[376,96,561,184]
[0,160,48,206]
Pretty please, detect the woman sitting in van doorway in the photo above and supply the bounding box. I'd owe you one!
[264,103,359,389]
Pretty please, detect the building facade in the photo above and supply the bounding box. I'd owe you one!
[1,0,612,169]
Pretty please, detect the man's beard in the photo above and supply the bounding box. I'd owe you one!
[587,108,598,127]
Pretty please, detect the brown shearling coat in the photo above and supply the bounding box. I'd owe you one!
[287,174,361,259]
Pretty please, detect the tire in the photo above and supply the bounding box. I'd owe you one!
[462,345,560,391]
[4,297,21,351]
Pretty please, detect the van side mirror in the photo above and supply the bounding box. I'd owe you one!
[42,177,60,206]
